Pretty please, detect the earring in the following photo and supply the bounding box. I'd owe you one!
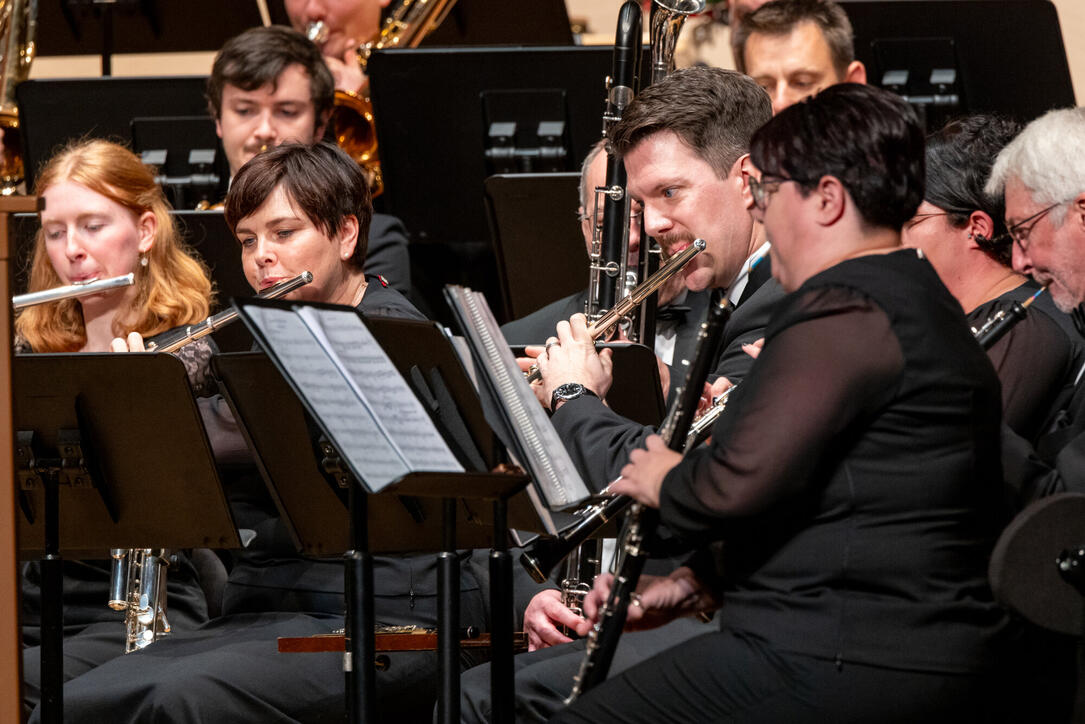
[140,254,148,267]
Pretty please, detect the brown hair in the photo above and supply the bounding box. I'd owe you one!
[206,25,335,135]
[732,0,856,77]
[224,142,372,269]
[15,140,213,352]
[608,67,772,179]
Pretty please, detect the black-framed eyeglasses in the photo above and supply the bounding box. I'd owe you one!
[1003,202,1061,252]
[750,176,810,211]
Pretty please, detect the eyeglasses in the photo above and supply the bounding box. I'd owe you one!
[749,176,809,211]
[903,212,950,230]
[1002,202,1061,252]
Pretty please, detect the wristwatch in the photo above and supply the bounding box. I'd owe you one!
[550,382,598,411]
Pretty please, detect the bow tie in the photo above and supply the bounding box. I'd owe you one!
[655,304,691,322]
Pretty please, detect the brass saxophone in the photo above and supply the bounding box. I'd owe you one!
[307,0,458,196]
[0,0,36,195]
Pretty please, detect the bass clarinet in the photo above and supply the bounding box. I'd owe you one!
[565,290,733,702]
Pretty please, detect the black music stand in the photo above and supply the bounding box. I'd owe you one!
[33,1,280,74]
[420,0,572,47]
[484,173,586,321]
[842,0,1075,131]
[221,303,531,724]
[368,45,650,325]
[13,353,239,724]
[16,77,223,197]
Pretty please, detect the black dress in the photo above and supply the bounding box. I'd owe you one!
[553,249,1008,723]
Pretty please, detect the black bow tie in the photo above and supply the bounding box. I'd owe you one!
[655,304,691,322]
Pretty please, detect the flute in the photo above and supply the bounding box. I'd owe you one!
[145,271,313,352]
[13,273,135,310]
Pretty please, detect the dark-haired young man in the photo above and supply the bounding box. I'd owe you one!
[206,25,411,294]
[732,0,865,114]
[551,83,1008,723]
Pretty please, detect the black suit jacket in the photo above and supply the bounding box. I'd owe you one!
[365,213,412,296]
[550,259,784,488]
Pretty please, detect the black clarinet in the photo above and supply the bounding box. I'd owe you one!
[565,290,733,703]
[587,0,641,335]
[973,286,1044,350]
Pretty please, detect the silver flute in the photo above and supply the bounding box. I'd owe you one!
[145,271,313,352]
[12,273,135,310]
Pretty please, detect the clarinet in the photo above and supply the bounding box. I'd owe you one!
[565,290,733,703]
[972,286,1045,350]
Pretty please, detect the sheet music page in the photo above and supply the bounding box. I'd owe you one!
[243,305,410,490]
[296,306,464,474]
[444,286,590,509]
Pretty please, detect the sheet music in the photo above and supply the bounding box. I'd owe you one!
[295,306,463,474]
[243,305,409,491]
[445,286,590,509]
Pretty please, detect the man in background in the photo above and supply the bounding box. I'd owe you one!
[732,0,866,114]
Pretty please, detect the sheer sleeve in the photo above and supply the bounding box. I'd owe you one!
[660,286,904,538]
[171,337,217,397]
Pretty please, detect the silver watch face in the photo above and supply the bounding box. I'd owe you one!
[555,383,585,400]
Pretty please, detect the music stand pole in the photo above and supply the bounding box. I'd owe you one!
[345,482,376,723]
[437,498,459,724]
[489,498,514,723]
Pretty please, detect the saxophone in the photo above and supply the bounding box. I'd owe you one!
[307,0,458,196]
[0,0,36,195]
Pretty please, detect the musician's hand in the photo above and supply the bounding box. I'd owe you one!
[610,435,680,508]
[576,569,711,636]
[324,40,367,95]
[742,337,764,359]
[538,314,614,410]
[109,332,146,352]
[523,589,581,651]
[517,347,550,407]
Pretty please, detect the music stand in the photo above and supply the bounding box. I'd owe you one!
[842,0,1075,131]
[420,0,572,46]
[367,45,649,324]
[221,304,530,724]
[484,173,586,320]
[16,76,223,196]
[13,353,238,722]
[32,1,281,74]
